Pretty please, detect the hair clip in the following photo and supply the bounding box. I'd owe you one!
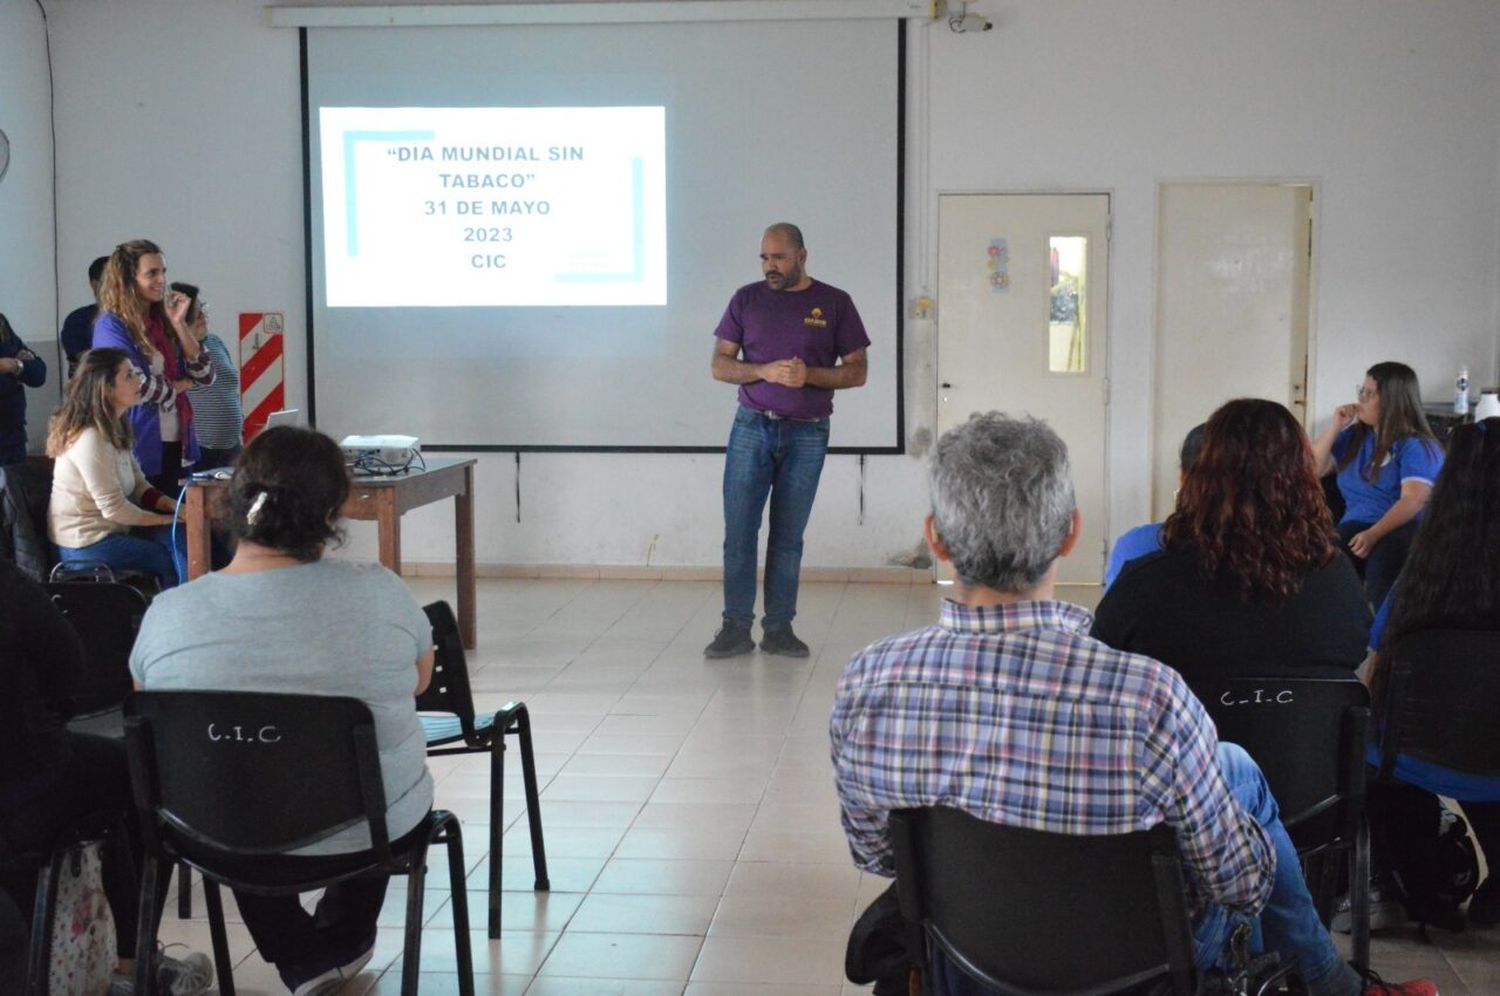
[246,491,269,526]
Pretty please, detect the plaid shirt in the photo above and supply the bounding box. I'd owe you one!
[831,598,1273,916]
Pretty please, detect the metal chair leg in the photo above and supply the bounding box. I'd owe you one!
[134,856,160,996]
[488,732,505,938]
[1350,818,1371,978]
[439,820,475,996]
[402,840,430,996]
[514,707,549,891]
[24,846,66,996]
[203,880,236,996]
[176,860,192,918]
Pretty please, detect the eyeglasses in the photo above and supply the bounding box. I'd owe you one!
[1356,386,1378,401]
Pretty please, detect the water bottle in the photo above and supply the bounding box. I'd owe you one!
[1455,367,1471,416]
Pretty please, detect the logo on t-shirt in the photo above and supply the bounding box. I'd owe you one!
[803,307,828,328]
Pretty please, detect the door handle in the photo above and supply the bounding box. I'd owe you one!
[940,382,953,389]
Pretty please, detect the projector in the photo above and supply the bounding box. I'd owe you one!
[340,434,421,468]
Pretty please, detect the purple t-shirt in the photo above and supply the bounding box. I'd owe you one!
[714,279,870,420]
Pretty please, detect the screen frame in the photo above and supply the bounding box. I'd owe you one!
[298,25,906,456]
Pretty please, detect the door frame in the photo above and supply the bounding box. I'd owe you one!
[932,189,1116,589]
[1147,177,1321,493]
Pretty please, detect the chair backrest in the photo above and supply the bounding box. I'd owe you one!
[1201,676,1369,850]
[890,808,1195,996]
[45,580,150,715]
[415,601,477,728]
[124,691,391,859]
[1380,629,1500,779]
[0,460,54,582]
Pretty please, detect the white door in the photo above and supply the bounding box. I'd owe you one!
[936,194,1111,588]
[1153,183,1313,519]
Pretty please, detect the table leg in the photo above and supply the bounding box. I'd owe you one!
[456,464,477,649]
[376,494,402,575]
[185,486,212,581]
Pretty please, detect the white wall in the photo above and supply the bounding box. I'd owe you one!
[15,0,1500,569]
[920,0,1500,523]
[0,0,60,453]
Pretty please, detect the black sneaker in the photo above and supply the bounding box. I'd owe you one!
[704,622,755,658]
[760,625,810,658]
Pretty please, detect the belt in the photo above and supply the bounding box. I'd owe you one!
[746,406,825,424]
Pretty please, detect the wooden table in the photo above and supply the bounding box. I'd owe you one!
[184,457,478,648]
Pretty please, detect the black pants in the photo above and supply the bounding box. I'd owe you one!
[235,878,389,970]
[231,826,423,971]
[0,733,168,958]
[1338,518,1417,609]
[147,440,185,496]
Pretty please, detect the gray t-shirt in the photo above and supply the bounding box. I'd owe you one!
[129,559,435,855]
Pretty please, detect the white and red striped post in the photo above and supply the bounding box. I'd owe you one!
[238,312,285,442]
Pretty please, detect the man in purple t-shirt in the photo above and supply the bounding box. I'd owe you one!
[705,223,870,659]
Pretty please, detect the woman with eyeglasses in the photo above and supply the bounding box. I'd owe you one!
[172,282,244,474]
[46,348,185,589]
[91,240,215,494]
[1311,362,1443,607]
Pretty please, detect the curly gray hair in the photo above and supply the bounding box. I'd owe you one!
[929,412,1076,593]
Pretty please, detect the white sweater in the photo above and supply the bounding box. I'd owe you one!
[49,427,169,548]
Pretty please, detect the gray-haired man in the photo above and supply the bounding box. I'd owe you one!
[830,413,1428,996]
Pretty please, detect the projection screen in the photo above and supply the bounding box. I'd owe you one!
[303,18,901,451]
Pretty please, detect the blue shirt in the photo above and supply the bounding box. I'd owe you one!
[1332,429,1443,526]
[1105,522,1164,589]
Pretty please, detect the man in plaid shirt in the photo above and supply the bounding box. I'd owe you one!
[831,413,1431,996]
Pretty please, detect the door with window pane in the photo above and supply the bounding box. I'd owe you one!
[936,194,1111,587]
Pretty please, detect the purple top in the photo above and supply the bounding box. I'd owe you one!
[714,279,870,420]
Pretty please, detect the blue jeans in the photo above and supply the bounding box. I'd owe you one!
[57,525,186,589]
[722,406,829,630]
[1339,518,1416,609]
[1195,744,1360,996]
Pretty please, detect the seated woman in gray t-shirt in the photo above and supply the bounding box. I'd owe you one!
[130,425,434,995]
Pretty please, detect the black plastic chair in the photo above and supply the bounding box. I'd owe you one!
[890,807,1293,996]
[124,690,474,996]
[418,600,549,938]
[1377,630,1500,784]
[45,563,153,717]
[1201,675,1371,976]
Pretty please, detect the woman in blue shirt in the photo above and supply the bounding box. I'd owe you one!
[1312,362,1443,607]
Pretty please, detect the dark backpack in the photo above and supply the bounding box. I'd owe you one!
[1392,804,1481,931]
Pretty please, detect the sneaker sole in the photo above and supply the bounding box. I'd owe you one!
[760,643,809,658]
[704,642,755,659]
[1331,897,1406,933]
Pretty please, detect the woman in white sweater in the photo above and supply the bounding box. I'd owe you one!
[47,347,184,588]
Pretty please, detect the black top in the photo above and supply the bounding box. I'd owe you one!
[0,558,86,793]
[1090,547,1371,704]
[59,303,98,366]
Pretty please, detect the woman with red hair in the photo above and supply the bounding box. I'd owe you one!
[1092,398,1370,702]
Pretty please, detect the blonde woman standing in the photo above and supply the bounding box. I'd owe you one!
[91,240,214,493]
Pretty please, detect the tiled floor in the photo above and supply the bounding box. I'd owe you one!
[155,578,1500,994]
